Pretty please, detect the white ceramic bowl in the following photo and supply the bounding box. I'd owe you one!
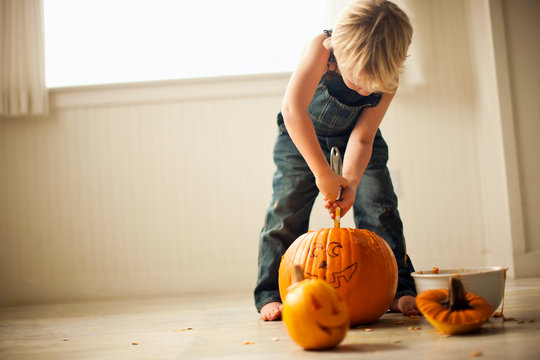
[411,266,507,311]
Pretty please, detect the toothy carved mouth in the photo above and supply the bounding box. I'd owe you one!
[306,262,358,289]
[316,322,348,335]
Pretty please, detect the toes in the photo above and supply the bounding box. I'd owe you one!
[265,309,280,321]
[270,308,282,321]
[261,304,283,321]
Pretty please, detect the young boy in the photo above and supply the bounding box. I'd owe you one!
[255,0,418,321]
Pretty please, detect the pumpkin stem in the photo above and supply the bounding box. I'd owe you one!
[441,277,472,311]
[334,207,341,228]
[292,265,305,284]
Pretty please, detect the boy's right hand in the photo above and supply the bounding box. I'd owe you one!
[316,171,349,207]
[324,184,356,219]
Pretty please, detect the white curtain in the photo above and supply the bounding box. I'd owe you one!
[0,0,48,116]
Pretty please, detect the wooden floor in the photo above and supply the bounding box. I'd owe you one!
[1,278,539,359]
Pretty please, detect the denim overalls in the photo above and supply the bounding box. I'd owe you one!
[254,68,417,312]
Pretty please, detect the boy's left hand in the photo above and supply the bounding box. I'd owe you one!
[324,185,356,219]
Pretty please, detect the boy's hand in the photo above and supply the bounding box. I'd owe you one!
[324,185,356,219]
[316,172,348,206]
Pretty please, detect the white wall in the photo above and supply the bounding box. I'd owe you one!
[499,0,540,276]
[0,76,285,304]
[0,0,537,306]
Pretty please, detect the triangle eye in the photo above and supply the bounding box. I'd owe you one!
[311,294,322,311]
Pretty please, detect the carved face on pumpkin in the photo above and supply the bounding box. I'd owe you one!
[304,241,358,288]
[282,278,349,350]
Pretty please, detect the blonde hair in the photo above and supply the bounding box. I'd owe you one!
[324,0,412,93]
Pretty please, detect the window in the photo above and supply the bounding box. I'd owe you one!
[44,0,326,88]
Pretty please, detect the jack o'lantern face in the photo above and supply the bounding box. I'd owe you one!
[305,241,358,289]
[283,278,349,350]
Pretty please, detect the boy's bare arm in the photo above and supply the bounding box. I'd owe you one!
[343,91,395,187]
[325,92,396,218]
[281,33,347,202]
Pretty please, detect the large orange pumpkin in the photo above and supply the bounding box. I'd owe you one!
[279,228,398,325]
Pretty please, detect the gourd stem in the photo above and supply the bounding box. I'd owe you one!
[292,265,305,284]
[441,277,472,311]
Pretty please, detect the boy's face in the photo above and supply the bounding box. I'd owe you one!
[340,67,372,96]
[335,54,372,96]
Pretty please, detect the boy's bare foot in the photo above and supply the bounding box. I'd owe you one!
[390,295,419,316]
[260,302,283,321]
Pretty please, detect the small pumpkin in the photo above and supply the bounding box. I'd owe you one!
[283,265,349,350]
[279,228,398,325]
[416,277,495,335]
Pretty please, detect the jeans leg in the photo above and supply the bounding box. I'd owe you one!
[254,131,319,311]
[352,131,417,298]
